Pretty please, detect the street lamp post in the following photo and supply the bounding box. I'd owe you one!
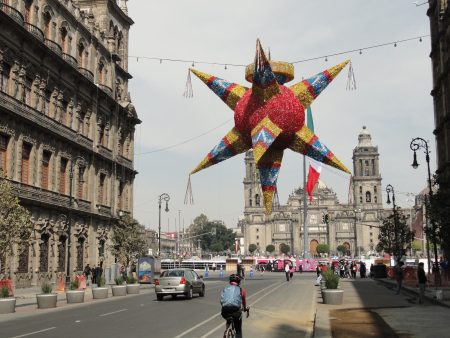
[158,193,170,257]
[386,184,400,263]
[66,155,85,284]
[410,137,439,277]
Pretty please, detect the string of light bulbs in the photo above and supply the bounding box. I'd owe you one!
[129,34,429,68]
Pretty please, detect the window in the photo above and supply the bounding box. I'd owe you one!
[256,235,259,240]
[21,143,32,184]
[77,166,85,199]
[256,228,259,232]
[0,134,8,174]
[98,173,105,204]
[77,43,84,67]
[24,0,32,23]
[43,12,51,39]
[98,124,105,146]
[97,62,104,84]
[366,191,371,203]
[60,27,68,53]
[39,233,49,272]
[118,181,124,210]
[59,158,67,194]
[41,151,51,189]
[255,194,260,206]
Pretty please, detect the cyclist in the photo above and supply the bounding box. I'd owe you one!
[220,274,249,338]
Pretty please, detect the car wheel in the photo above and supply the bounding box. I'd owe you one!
[186,287,193,299]
[157,294,163,301]
[199,286,205,297]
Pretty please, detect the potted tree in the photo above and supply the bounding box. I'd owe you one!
[0,286,15,314]
[66,279,85,304]
[126,275,140,294]
[92,276,108,299]
[36,282,57,309]
[111,277,127,296]
[321,268,343,305]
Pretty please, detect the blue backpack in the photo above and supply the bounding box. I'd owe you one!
[220,285,242,309]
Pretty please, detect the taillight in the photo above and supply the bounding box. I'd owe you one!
[154,279,159,285]
[180,277,186,285]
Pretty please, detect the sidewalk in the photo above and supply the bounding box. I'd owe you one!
[313,278,450,338]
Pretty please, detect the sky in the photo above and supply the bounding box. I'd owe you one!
[126,0,435,232]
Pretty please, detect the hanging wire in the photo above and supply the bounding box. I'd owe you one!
[128,34,429,68]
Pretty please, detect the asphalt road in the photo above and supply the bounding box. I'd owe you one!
[0,272,316,338]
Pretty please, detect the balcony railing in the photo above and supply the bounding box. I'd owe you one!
[45,39,62,56]
[97,83,113,97]
[62,53,78,68]
[98,145,113,160]
[24,22,44,42]
[0,2,24,25]
[116,155,133,171]
[0,91,94,152]
[78,67,94,82]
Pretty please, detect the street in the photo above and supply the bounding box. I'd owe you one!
[0,273,316,338]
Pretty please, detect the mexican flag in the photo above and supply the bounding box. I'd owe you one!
[306,107,322,202]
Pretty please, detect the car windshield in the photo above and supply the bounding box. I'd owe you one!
[161,270,185,277]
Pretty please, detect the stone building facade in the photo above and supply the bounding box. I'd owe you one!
[242,127,384,257]
[428,0,450,180]
[0,0,139,287]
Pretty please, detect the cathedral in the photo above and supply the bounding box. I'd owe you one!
[241,126,383,257]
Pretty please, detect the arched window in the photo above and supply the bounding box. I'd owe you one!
[60,26,68,53]
[39,233,50,272]
[97,61,104,84]
[255,194,260,206]
[77,41,85,67]
[43,11,51,39]
[24,0,33,23]
[366,191,371,203]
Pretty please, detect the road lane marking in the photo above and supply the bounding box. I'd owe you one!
[174,281,282,338]
[99,308,128,317]
[9,327,56,338]
[199,281,286,338]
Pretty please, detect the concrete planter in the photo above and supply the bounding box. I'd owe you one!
[111,285,127,297]
[322,289,344,305]
[66,290,85,304]
[0,298,16,314]
[126,284,140,295]
[36,293,57,309]
[92,287,109,299]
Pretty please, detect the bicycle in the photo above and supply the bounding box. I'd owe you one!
[223,307,250,338]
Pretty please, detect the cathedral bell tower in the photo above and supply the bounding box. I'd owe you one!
[352,126,382,252]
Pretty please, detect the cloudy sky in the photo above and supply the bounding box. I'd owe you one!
[126,0,434,232]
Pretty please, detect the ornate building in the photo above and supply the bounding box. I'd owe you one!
[242,127,383,257]
[428,1,450,180]
[0,0,139,287]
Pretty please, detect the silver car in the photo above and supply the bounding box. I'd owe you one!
[154,268,205,301]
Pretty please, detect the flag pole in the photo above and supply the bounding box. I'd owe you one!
[303,154,308,259]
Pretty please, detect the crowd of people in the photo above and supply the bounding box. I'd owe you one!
[83,263,103,284]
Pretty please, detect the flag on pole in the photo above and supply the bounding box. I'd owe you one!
[306,107,322,202]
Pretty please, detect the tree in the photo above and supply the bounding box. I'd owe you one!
[377,207,414,262]
[110,216,147,268]
[411,240,423,253]
[248,244,257,254]
[279,243,290,255]
[337,245,347,255]
[266,244,275,254]
[0,173,33,272]
[188,214,235,253]
[316,243,330,255]
[429,172,450,260]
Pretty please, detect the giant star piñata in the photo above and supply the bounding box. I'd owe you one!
[190,40,351,214]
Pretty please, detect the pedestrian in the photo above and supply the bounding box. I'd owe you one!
[241,265,245,279]
[212,262,217,271]
[394,261,404,295]
[285,262,290,281]
[260,264,265,276]
[340,263,345,278]
[91,265,97,284]
[83,264,91,281]
[289,264,294,279]
[370,264,374,278]
[237,263,242,278]
[120,265,127,280]
[298,264,303,274]
[316,264,321,278]
[417,262,427,304]
[351,262,357,279]
[359,262,365,278]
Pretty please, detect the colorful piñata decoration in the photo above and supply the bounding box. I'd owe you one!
[189,39,351,214]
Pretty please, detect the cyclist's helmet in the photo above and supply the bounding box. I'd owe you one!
[229,274,241,285]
